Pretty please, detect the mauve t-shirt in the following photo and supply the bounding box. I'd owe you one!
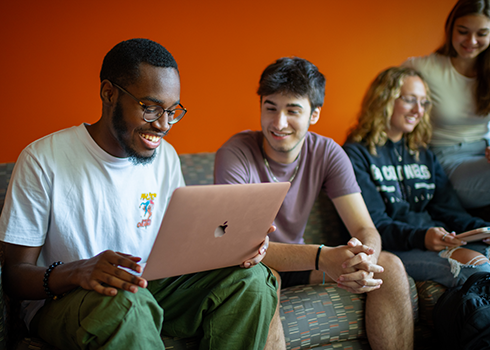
[214,131,360,244]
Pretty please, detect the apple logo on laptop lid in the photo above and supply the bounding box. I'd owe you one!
[214,221,228,238]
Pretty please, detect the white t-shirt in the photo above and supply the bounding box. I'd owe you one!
[403,53,490,146]
[0,123,185,325]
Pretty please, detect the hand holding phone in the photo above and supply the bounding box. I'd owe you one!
[456,227,490,242]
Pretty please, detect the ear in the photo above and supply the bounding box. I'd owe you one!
[100,80,118,107]
[310,107,321,125]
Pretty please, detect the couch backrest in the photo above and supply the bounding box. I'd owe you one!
[0,163,14,214]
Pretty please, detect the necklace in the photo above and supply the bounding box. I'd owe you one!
[393,146,402,162]
[263,154,301,183]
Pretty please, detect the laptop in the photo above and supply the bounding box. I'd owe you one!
[141,182,290,280]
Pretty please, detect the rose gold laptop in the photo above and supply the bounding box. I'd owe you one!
[141,182,290,280]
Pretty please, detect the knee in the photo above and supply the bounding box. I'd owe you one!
[376,252,411,296]
[80,288,163,325]
[440,248,490,282]
[448,248,490,266]
[378,251,406,275]
[210,265,278,315]
[214,264,278,298]
[242,264,279,293]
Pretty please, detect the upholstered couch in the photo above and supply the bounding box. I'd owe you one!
[0,153,446,350]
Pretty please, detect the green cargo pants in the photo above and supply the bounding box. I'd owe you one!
[31,264,277,350]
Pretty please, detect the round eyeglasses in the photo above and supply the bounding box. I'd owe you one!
[111,82,187,124]
[398,95,431,110]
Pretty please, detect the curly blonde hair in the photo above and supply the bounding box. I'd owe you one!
[346,67,432,160]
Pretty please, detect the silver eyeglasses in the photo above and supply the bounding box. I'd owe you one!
[112,82,187,124]
[398,95,431,110]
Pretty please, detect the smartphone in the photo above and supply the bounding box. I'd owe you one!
[456,227,490,242]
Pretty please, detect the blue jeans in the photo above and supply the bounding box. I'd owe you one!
[390,243,490,288]
[431,139,490,208]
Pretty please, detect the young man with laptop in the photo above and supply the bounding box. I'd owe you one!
[214,57,415,350]
[0,38,279,350]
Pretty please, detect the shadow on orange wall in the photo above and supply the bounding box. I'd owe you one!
[0,0,454,163]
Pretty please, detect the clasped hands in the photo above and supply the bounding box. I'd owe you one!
[319,237,384,294]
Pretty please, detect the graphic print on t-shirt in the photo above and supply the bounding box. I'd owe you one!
[138,192,157,228]
[370,163,435,204]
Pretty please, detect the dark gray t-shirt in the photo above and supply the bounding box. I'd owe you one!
[214,131,360,244]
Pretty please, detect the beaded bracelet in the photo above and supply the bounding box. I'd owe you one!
[43,261,64,300]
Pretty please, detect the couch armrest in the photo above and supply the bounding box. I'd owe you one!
[0,264,6,350]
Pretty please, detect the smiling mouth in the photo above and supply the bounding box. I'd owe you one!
[141,133,161,142]
[271,131,292,137]
[405,116,419,124]
[462,45,479,51]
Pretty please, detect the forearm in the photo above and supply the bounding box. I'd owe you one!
[262,242,322,272]
[263,241,360,278]
[4,262,46,299]
[331,193,382,259]
[350,227,382,260]
[4,261,79,300]
[378,223,427,251]
[3,242,80,300]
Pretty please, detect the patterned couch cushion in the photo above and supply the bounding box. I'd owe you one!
[280,284,369,350]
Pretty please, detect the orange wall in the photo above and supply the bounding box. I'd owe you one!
[0,0,455,163]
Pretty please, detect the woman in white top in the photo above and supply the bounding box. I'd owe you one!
[403,0,490,213]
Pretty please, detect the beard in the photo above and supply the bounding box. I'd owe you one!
[112,102,157,166]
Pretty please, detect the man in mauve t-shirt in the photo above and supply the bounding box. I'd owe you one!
[214,57,414,350]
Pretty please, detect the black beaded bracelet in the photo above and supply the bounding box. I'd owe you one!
[315,244,324,270]
[43,261,64,300]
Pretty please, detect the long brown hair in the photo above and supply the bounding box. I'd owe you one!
[347,67,432,160]
[436,0,490,116]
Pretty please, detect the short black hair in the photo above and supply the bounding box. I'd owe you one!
[257,57,326,109]
[100,38,178,87]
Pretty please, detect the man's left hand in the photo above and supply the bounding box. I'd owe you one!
[240,226,274,268]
